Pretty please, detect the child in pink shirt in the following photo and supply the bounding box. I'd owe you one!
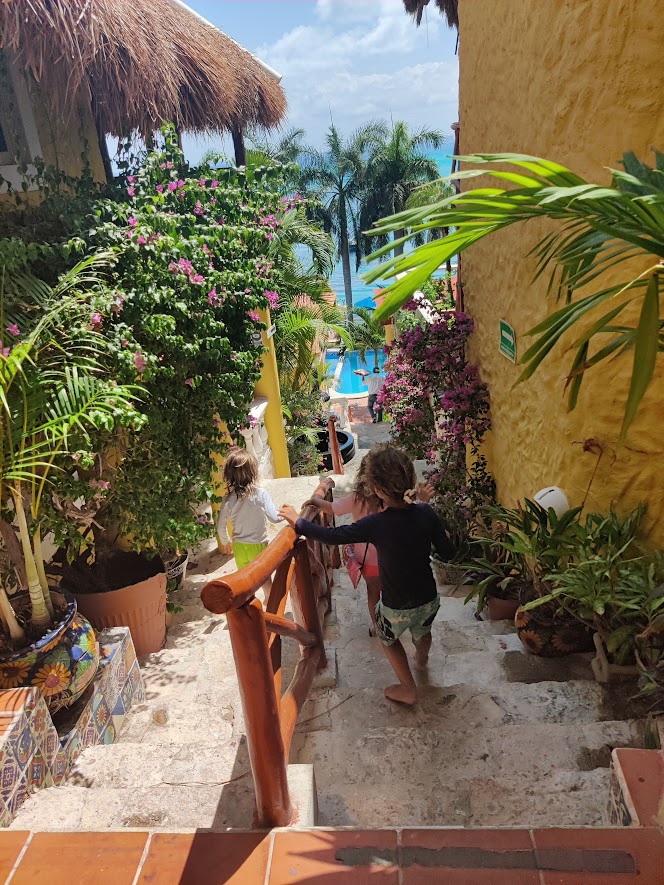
[304,459,382,632]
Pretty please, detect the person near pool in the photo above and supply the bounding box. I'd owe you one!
[217,447,283,569]
[279,444,454,706]
[354,366,385,422]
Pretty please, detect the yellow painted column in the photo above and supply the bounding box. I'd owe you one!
[254,307,290,478]
[384,321,395,346]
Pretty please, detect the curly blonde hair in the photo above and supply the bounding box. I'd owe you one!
[353,456,383,514]
[223,447,259,499]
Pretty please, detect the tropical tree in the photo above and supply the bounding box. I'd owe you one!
[359,121,445,259]
[348,306,385,369]
[300,122,387,315]
[269,206,348,390]
[247,126,308,166]
[365,151,664,437]
[0,255,141,641]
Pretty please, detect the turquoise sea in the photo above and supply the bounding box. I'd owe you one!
[328,149,454,308]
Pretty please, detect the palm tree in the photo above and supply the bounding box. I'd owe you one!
[403,0,459,28]
[365,151,664,437]
[349,306,385,369]
[247,126,308,166]
[300,122,387,316]
[268,205,349,389]
[360,122,445,261]
[0,255,140,639]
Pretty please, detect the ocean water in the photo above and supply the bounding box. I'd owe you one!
[328,149,453,308]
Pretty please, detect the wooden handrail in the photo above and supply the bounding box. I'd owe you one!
[201,475,338,828]
[327,414,344,475]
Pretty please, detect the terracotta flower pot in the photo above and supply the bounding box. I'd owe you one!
[0,591,99,712]
[487,596,520,621]
[74,571,166,657]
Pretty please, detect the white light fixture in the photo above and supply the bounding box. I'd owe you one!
[533,486,570,517]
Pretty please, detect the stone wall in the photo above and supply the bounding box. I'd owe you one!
[458,0,664,541]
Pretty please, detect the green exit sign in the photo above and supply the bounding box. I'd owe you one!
[499,320,516,363]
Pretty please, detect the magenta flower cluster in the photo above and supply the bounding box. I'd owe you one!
[378,311,494,539]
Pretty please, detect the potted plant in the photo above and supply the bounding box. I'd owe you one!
[0,257,140,708]
[481,500,595,656]
[463,520,524,620]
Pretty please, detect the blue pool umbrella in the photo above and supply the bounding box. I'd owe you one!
[354,297,376,310]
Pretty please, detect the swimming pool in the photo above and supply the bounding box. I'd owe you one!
[326,349,388,395]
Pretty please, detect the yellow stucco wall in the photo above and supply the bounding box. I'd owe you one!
[458,0,664,541]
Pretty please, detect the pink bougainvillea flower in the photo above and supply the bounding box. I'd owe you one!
[177,179,185,189]
[191,273,205,284]
[211,180,219,188]
[168,181,177,192]
[156,184,164,193]
[209,198,216,205]
[127,186,135,197]
[112,294,125,315]
[128,216,138,227]
[207,288,218,305]
[199,178,207,187]
[194,200,204,216]
[90,312,102,328]
[0,343,10,357]
[248,311,261,323]
[133,351,147,373]
[6,323,19,337]
[137,235,147,245]
[264,290,279,310]
[127,175,136,184]
[202,244,212,255]
[184,378,194,387]
[265,232,273,241]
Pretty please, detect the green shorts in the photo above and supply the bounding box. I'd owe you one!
[233,541,268,570]
[375,596,440,647]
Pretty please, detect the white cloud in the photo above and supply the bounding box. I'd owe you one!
[256,0,456,144]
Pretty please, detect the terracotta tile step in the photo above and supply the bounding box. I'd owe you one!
[1,826,663,884]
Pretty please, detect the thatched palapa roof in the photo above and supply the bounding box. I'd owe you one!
[403,0,458,29]
[0,0,286,138]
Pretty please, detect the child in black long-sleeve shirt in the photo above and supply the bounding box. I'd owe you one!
[279,444,455,705]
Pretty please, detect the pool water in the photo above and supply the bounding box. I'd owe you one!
[327,349,388,395]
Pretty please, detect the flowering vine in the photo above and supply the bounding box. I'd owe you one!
[379,310,494,551]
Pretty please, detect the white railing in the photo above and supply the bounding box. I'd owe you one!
[240,396,274,480]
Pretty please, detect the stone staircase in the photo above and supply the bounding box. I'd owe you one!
[9,421,646,832]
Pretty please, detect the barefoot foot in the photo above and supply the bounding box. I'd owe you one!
[384,683,417,705]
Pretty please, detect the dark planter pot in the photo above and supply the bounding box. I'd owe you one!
[515,588,594,657]
[0,590,99,713]
[296,429,356,471]
[165,552,189,594]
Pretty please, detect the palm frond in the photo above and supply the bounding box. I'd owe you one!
[364,151,664,435]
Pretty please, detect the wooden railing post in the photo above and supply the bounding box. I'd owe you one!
[226,598,291,827]
[327,413,344,475]
[292,538,327,671]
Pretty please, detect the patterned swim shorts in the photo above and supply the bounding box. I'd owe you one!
[374,595,441,647]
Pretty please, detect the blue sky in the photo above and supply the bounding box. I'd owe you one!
[183,0,459,161]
